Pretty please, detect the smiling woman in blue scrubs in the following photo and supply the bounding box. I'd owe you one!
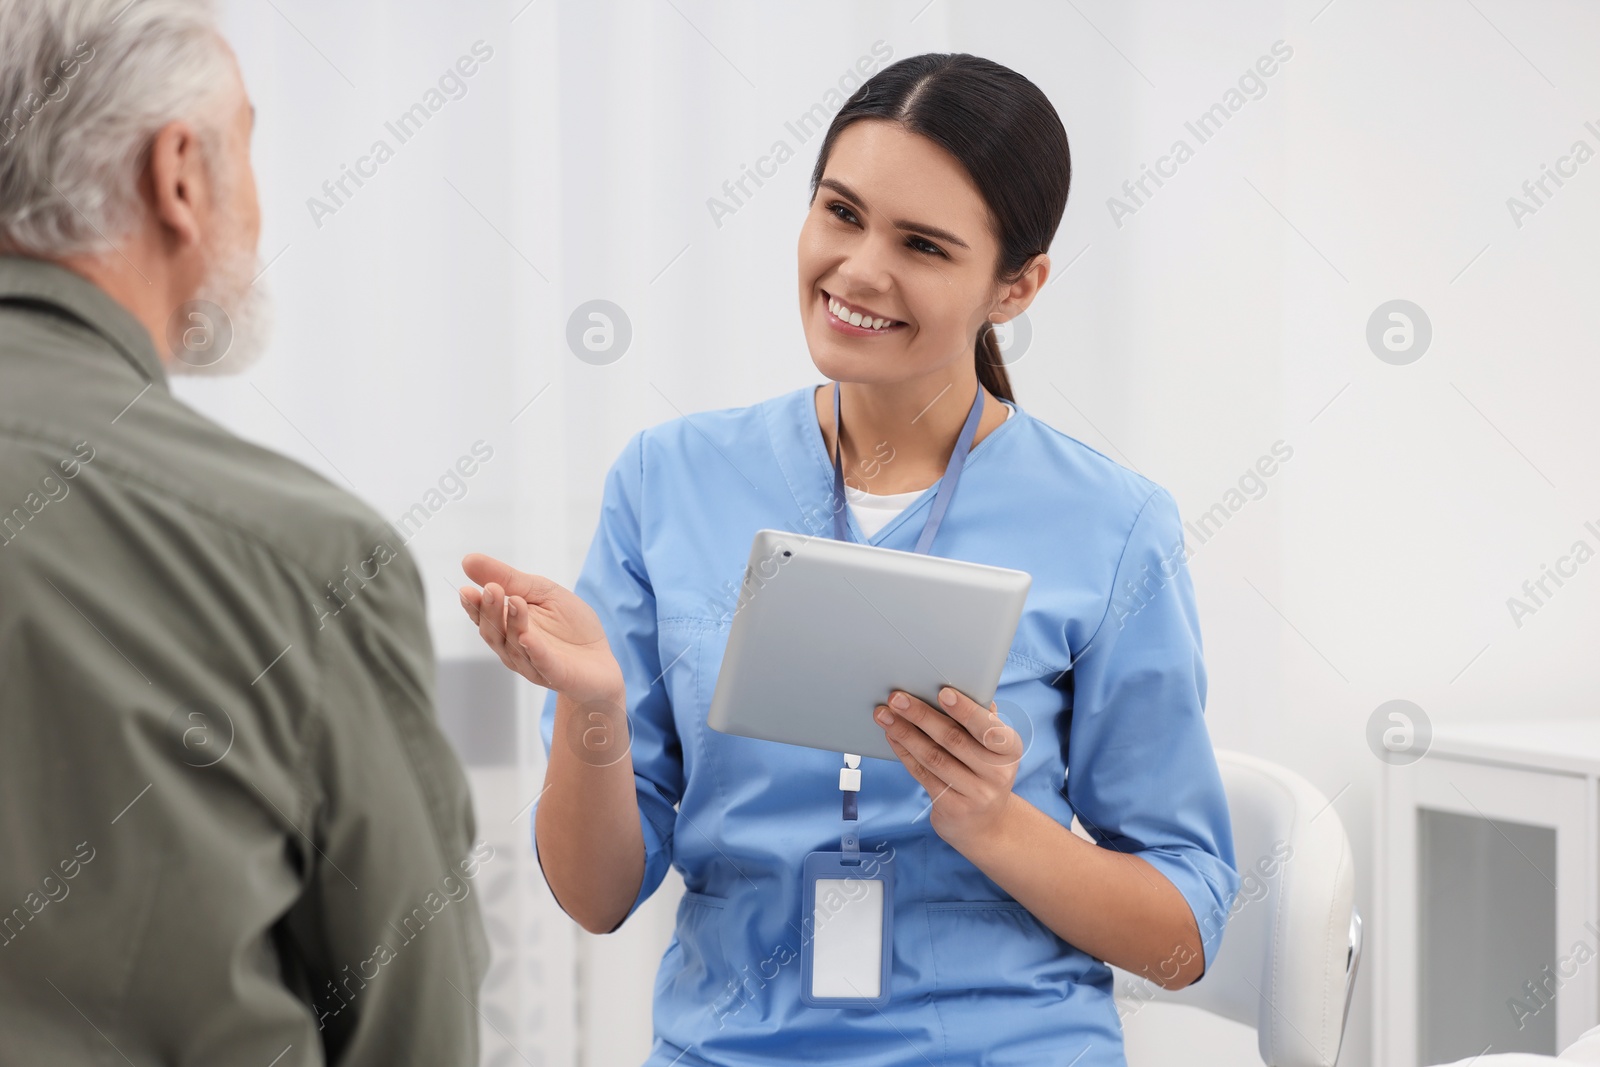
[462,53,1239,1067]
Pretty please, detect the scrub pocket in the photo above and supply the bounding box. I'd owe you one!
[659,890,729,1009]
[925,900,1079,995]
[924,901,1113,1065]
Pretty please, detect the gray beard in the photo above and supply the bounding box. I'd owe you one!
[169,227,274,378]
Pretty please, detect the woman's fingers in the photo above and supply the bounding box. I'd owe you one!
[462,553,516,591]
[503,596,545,674]
[887,735,952,801]
[935,688,1023,767]
[465,582,518,667]
[876,699,983,794]
[882,691,985,766]
[483,586,545,683]
[460,554,610,652]
[462,553,559,604]
[459,584,483,625]
[461,556,623,701]
[478,582,512,657]
[463,581,548,686]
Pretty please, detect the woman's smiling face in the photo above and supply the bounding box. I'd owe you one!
[798,119,1008,385]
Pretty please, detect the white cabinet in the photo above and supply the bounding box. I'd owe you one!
[1376,719,1600,1066]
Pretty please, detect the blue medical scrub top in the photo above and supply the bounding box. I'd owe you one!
[535,384,1239,1067]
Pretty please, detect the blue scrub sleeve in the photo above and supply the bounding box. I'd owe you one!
[1065,487,1240,979]
[532,430,683,931]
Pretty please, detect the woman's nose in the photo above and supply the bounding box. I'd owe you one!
[834,241,895,295]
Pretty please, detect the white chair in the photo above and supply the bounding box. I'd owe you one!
[1112,750,1362,1067]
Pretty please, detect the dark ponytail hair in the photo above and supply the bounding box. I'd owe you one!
[808,54,1072,403]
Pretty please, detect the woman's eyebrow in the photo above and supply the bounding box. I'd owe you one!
[818,178,971,250]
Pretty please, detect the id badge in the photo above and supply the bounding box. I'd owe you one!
[800,848,894,1008]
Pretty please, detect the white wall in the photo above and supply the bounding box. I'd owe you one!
[182,1,1600,1064]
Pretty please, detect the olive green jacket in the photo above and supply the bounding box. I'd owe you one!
[0,257,489,1066]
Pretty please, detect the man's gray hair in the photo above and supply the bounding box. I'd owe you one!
[0,0,235,258]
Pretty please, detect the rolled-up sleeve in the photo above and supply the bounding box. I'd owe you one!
[1066,487,1239,976]
[535,430,682,930]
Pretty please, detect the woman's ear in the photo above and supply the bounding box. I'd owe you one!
[990,252,1052,325]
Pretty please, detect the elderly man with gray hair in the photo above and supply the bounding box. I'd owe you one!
[0,2,489,1064]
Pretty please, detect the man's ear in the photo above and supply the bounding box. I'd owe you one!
[991,252,1052,325]
[145,119,208,250]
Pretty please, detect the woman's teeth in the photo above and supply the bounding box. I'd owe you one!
[828,296,896,331]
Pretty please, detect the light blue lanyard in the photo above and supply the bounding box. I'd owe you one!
[830,379,985,555]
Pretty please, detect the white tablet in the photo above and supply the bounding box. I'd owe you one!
[706,529,1032,762]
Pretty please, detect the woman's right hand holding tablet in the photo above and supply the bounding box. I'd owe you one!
[459,552,625,707]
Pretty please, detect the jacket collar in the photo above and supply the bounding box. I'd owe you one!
[0,255,168,389]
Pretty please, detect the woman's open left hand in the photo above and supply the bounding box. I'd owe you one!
[874,687,1024,850]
